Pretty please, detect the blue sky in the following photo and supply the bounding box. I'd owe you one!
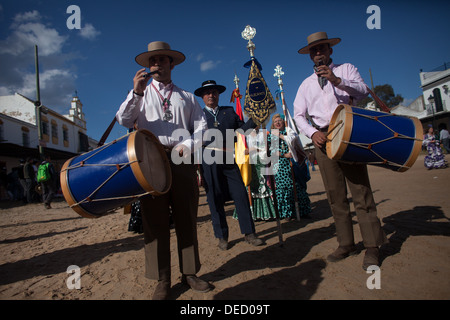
[1,0,449,142]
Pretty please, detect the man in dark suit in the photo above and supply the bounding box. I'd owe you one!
[195,80,264,250]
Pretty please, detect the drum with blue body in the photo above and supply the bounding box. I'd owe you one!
[61,129,171,218]
[326,104,422,172]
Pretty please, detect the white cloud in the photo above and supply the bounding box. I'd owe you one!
[80,23,101,41]
[12,10,41,25]
[196,53,204,62]
[0,11,67,56]
[0,10,75,111]
[200,60,221,72]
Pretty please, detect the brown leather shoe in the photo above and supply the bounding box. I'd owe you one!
[327,245,358,262]
[244,233,264,246]
[182,275,211,293]
[362,247,380,270]
[152,280,170,300]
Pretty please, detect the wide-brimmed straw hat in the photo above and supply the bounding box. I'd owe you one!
[135,41,185,67]
[194,80,226,97]
[298,31,341,54]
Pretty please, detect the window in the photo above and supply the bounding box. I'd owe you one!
[63,125,69,147]
[41,116,49,142]
[21,126,30,148]
[51,119,58,144]
[432,88,443,113]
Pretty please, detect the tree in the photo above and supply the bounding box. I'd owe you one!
[357,84,404,109]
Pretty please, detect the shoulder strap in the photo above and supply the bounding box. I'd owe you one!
[97,117,117,147]
[365,85,390,113]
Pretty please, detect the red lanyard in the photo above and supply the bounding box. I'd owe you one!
[151,82,173,112]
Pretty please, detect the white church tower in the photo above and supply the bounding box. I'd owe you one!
[67,94,86,130]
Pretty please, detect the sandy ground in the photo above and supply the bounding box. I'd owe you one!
[0,154,449,301]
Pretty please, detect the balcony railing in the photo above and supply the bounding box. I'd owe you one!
[426,100,447,116]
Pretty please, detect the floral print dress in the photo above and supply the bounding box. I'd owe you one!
[423,133,447,169]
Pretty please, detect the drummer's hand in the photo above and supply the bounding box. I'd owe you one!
[312,131,327,148]
[133,68,150,95]
[315,65,341,86]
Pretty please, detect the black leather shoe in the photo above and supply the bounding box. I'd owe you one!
[218,238,229,251]
[182,275,211,293]
[244,233,264,246]
[152,280,170,300]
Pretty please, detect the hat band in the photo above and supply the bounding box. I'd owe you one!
[202,83,218,88]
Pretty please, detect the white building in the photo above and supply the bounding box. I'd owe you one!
[418,64,450,129]
[386,63,450,132]
[0,93,97,172]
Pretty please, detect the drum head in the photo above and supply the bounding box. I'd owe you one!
[326,104,352,160]
[128,130,172,195]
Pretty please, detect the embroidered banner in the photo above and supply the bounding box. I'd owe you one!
[244,58,276,127]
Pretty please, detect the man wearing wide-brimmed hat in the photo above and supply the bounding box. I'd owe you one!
[195,80,264,251]
[293,32,387,270]
[116,41,209,299]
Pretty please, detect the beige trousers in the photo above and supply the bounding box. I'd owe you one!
[315,147,387,248]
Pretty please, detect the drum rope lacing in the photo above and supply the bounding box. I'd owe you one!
[330,112,422,170]
[61,134,153,208]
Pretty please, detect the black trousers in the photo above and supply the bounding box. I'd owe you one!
[202,160,255,240]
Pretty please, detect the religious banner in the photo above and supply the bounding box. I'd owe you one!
[241,25,276,127]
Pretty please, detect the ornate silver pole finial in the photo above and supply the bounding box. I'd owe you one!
[274,64,284,88]
[241,25,256,57]
[233,73,240,88]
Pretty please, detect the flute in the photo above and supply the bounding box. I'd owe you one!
[143,70,159,79]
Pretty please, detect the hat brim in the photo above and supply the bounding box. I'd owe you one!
[298,38,341,54]
[135,49,186,67]
[194,85,226,97]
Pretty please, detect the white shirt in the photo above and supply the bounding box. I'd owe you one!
[116,80,207,152]
[440,129,450,140]
[204,105,218,115]
[293,62,368,139]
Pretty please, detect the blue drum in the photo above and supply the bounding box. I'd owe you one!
[326,105,423,172]
[61,130,172,218]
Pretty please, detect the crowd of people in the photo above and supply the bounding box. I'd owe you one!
[115,40,319,299]
[0,156,58,209]
[2,31,449,301]
[114,32,389,299]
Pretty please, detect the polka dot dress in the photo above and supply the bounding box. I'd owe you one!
[268,129,311,219]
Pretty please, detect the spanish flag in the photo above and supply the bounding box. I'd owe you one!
[231,88,251,186]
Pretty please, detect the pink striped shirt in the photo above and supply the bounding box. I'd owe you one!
[293,62,368,139]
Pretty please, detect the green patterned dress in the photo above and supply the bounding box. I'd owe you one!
[268,129,311,219]
[248,131,277,220]
[234,131,277,221]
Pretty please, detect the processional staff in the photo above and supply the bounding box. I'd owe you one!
[274,64,301,221]
[242,25,283,245]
